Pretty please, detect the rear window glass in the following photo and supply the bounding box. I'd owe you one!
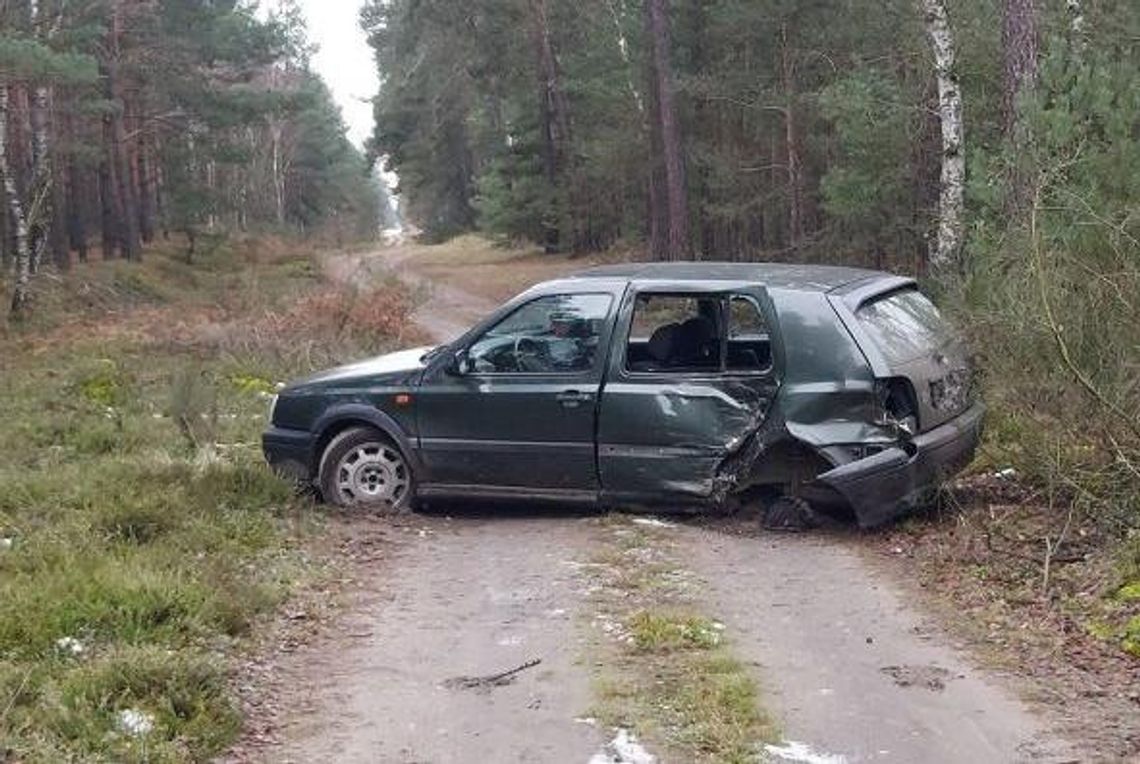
[855,289,951,364]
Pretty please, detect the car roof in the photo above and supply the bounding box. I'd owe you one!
[568,261,888,293]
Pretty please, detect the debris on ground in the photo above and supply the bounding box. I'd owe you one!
[588,728,657,764]
[879,664,955,691]
[631,517,677,530]
[764,740,849,764]
[442,657,542,693]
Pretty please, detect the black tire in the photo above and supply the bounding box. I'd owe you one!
[762,495,817,532]
[317,426,415,512]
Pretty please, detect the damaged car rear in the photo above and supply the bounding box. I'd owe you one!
[263,263,983,528]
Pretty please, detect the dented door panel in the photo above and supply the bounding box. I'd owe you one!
[598,379,777,499]
[598,282,780,502]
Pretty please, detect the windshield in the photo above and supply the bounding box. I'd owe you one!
[855,288,953,364]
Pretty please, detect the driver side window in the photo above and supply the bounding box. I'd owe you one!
[468,293,612,374]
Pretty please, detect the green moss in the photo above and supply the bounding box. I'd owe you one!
[1116,582,1140,602]
[1122,616,1140,658]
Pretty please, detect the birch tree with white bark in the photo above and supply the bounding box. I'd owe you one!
[1,85,33,319]
[921,0,965,272]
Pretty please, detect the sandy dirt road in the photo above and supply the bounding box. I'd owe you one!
[254,246,1081,763]
[272,513,606,763]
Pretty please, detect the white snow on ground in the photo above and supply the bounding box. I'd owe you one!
[588,728,657,764]
[117,709,155,737]
[764,740,848,764]
[631,517,677,529]
[55,636,85,656]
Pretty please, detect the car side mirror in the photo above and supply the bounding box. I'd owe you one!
[447,349,473,376]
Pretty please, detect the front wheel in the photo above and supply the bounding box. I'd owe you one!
[317,426,415,512]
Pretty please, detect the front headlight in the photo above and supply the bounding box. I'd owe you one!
[267,394,279,424]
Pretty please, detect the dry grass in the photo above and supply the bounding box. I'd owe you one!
[392,234,640,302]
[0,237,414,761]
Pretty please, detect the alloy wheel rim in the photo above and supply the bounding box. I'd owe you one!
[335,442,409,507]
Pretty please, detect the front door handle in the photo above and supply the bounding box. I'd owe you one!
[556,390,592,408]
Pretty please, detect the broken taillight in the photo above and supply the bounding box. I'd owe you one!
[930,368,972,413]
[875,377,919,437]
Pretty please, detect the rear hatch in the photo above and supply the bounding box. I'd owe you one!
[833,280,974,433]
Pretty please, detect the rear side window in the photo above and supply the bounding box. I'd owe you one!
[855,288,952,364]
[624,292,773,373]
[626,294,721,372]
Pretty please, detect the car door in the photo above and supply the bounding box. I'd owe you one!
[415,290,620,496]
[597,283,781,503]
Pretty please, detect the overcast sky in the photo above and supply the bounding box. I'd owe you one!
[271,0,379,149]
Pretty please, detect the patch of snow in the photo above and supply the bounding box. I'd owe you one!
[55,636,85,656]
[0,537,12,550]
[995,467,1017,479]
[631,517,677,529]
[117,708,155,737]
[764,740,848,764]
[589,728,656,764]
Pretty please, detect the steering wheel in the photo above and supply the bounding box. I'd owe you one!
[513,336,549,372]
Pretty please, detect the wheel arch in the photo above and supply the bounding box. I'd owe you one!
[310,404,422,479]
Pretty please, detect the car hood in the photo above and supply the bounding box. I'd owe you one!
[286,346,436,390]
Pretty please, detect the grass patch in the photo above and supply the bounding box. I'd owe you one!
[0,238,412,760]
[628,611,723,652]
[584,516,777,763]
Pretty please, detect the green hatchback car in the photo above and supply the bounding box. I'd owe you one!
[263,263,983,528]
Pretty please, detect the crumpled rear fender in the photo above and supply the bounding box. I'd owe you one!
[816,402,985,527]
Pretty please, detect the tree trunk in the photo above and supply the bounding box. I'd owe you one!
[67,132,88,263]
[530,0,571,253]
[270,121,286,225]
[98,149,118,259]
[1002,0,1038,215]
[136,103,156,243]
[48,89,68,269]
[1002,0,1038,136]
[28,83,51,274]
[780,24,805,254]
[105,6,141,261]
[921,0,965,272]
[1,86,33,319]
[645,0,690,261]
[605,0,646,119]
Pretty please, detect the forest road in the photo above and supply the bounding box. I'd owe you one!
[265,246,1080,763]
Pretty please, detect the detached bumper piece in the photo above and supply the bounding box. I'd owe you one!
[818,402,985,528]
[262,426,314,482]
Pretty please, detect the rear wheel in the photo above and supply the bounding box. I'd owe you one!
[762,495,817,532]
[318,426,414,512]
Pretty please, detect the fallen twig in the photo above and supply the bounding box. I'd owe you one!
[443,658,542,692]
